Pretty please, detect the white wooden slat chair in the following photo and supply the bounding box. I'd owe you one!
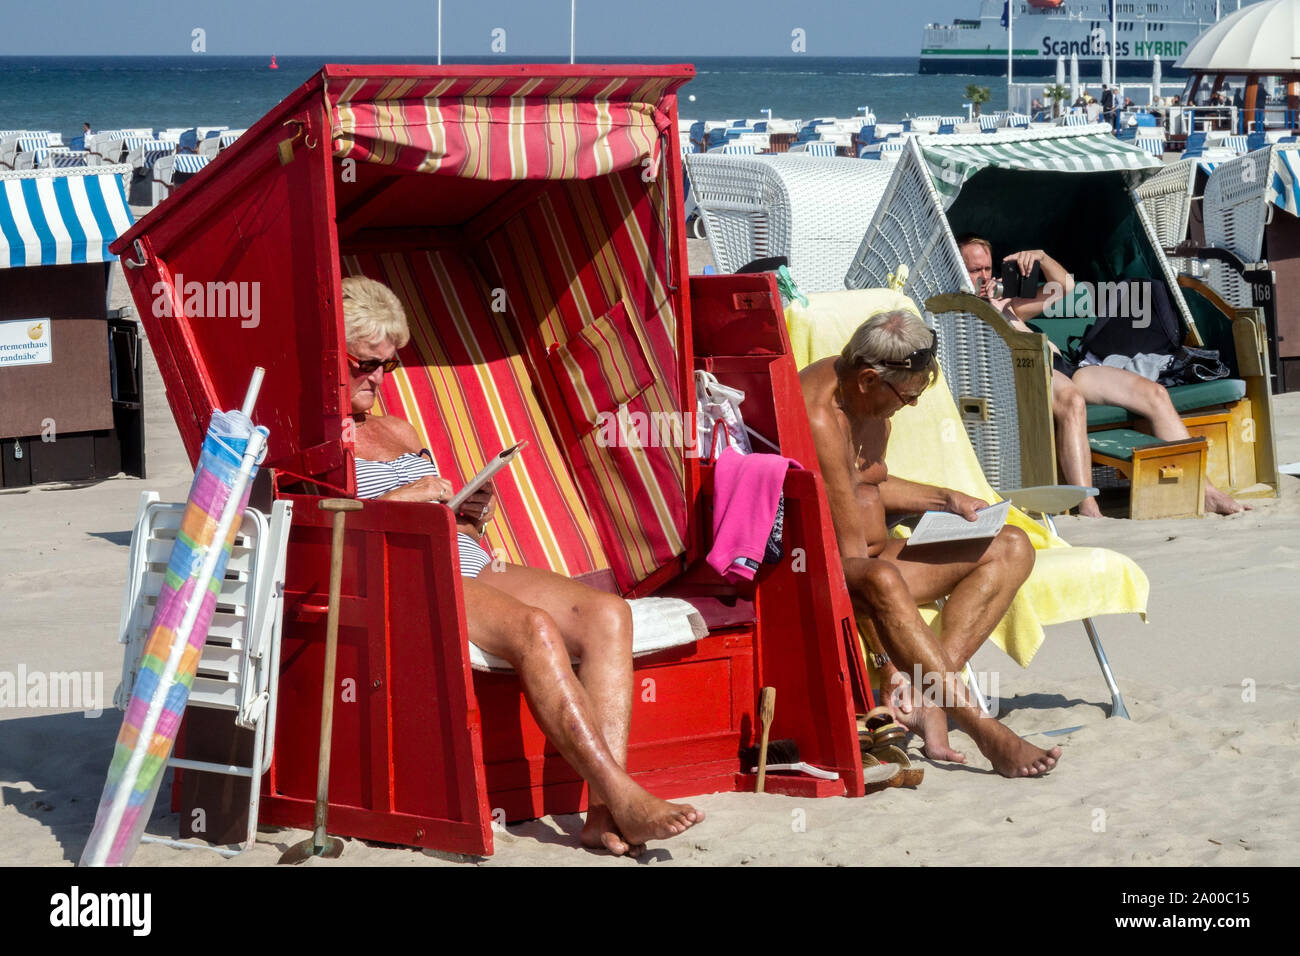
[115,491,294,856]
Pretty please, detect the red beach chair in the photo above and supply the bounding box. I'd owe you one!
[112,64,873,856]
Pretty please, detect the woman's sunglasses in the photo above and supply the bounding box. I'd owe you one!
[346,351,401,375]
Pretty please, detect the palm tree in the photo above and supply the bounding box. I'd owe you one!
[965,84,992,119]
[1044,83,1070,118]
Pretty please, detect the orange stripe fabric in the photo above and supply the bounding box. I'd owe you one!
[342,253,608,577]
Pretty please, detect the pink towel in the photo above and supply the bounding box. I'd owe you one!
[707,447,800,583]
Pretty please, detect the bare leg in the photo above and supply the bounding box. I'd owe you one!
[463,569,703,851]
[1050,372,1103,517]
[479,564,638,854]
[846,539,1061,777]
[1072,365,1248,515]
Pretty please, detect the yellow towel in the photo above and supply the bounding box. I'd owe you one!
[785,290,1149,668]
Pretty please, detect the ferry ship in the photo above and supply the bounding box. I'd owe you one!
[920,0,1262,76]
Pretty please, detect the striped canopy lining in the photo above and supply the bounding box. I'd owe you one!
[350,167,685,592]
[328,75,678,180]
[920,128,1164,205]
[0,169,134,269]
[347,250,612,581]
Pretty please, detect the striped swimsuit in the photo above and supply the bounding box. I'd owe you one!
[354,450,493,578]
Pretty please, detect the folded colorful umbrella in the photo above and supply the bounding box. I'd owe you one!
[82,398,268,867]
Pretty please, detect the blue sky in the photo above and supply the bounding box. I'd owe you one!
[2,0,977,56]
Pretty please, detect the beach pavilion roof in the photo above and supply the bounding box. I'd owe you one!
[1175,0,1300,74]
[914,124,1164,204]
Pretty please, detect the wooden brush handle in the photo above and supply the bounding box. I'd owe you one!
[756,686,775,794]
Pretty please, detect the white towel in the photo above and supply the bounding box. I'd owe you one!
[467,596,707,673]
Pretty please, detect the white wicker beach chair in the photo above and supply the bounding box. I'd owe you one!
[116,491,293,856]
[151,152,211,203]
[41,150,89,169]
[84,132,127,166]
[125,137,178,175]
[843,126,1192,330]
[1134,157,1199,273]
[1200,146,1279,309]
[684,152,894,292]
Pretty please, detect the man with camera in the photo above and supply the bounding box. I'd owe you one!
[957,236,1245,516]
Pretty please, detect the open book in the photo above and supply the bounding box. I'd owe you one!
[446,441,528,511]
[905,499,1010,547]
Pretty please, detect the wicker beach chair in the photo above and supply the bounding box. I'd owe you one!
[1135,158,1198,255]
[1192,144,1300,390]
[116,492,294,856]
[843,125,1279,511]
[151,152,211,203]
[684,152,894,292]
[1222,135,1250,156]
[1135,137,1166,160]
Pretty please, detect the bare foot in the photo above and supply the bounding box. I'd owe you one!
[609,790,704,847]
[982,730,1061,778]
[580,804,636,857]
[1077,498,1104,518]
[1205,486,1249,516]
[898,703,967,764]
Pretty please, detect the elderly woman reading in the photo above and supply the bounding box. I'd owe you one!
[340,276,702,855]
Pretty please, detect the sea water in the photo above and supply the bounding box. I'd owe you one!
[0,55,1010,140]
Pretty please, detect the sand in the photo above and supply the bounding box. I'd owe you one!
[1,237,1297,867]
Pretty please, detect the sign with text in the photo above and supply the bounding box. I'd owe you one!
[0,317,53,368]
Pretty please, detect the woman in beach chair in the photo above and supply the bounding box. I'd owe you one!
[341,276,703,856]
[957,237,1246,517]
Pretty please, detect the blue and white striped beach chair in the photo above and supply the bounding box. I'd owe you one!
[1222,135,1249,156]
[1135,137,1165,159]
[791,141,837,157]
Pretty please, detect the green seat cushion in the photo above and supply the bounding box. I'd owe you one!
[1027,315,1091,354]
[1084,378,1246,427]
[1088,428,1168,463]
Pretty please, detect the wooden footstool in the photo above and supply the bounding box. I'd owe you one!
[1089,429,1208,519]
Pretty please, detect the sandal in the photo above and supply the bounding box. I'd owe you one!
[863,706,907,750]
[862,742,925,789]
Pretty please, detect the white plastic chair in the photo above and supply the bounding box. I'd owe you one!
[116,491,294,856]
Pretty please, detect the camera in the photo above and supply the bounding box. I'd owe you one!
[999,259,1042,299]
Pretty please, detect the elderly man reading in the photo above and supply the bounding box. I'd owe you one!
[801,310,1062,777]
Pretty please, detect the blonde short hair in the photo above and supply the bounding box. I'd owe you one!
[835,309,938,387]
[341,276,410,349]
